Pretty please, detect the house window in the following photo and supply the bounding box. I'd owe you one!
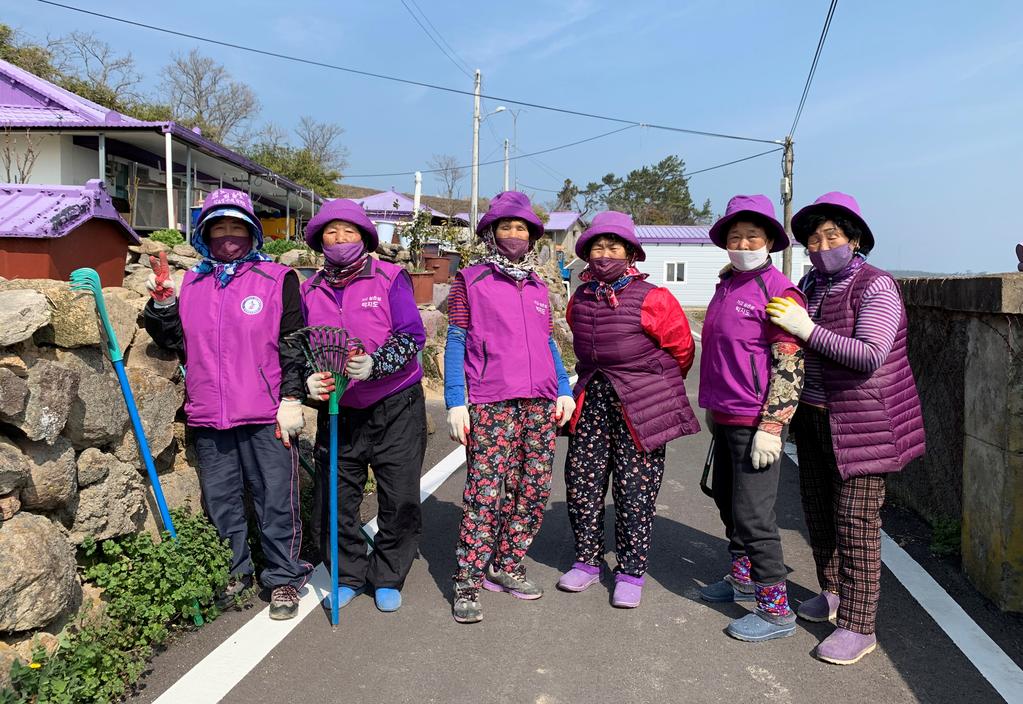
[665,261,686,283]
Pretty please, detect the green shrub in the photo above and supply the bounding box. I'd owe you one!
[262,239,308,257]
[149,229,184,247]
[930,517,961,558]
[2,510,231,704]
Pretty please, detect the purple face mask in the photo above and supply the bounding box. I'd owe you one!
[809,243,854,275]
[494,237,530,262]
[588,257,630,283]
[323,241,365,267]
[209,235,251,262]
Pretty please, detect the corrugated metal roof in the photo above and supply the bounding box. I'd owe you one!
[545,211,581,231]
[0,179,139,243]
[355,190,444,219]
[634,225,713,244]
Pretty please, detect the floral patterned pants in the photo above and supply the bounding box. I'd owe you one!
[565,375,666,577]
[453,398,556,588]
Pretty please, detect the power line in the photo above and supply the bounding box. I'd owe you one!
[34,0,779,145]
[405,0,473,76]
[789,0,838,137]
[345,124,637,178]
[397,0,472,79]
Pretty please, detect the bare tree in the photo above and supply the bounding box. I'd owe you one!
[1,128,42,184]
[161,49,259,144]
[246,122,290,152]
[427,154,465,215]
[47,31,142,103]
[296,116,349,173]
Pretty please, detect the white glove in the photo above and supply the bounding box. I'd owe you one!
[345,353,374,381]
[765,296,814,341]
[751,430,782,470]
[447,406,470,445]
[145,272,177,308]
[555,395,576,428]
[306,372,334,401]
[275,399,304,448]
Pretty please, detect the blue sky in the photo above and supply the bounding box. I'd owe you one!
[6,1,1022,273]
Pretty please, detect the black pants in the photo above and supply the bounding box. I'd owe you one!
[193,423,314,589]
[314,383,426,589]
[711,424,787,585]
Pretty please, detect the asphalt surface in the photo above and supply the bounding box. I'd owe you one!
[130,347,1012,704]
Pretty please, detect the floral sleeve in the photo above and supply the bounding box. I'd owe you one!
[758,341,805,435]
[368,332,420,379]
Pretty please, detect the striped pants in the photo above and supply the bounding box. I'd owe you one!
[793,404,885,635]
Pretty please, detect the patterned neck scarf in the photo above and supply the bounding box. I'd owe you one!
[579,264,648,308]
[192,249,272,288]
[475,227,538,281]
[321,252,371,288]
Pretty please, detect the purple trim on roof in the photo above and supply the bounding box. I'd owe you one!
[545,211,581,231]
[634,225,713,244]
[0,179,140,243]
[355,190,443,218]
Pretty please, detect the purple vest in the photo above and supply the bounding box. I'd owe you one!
[807,262,926,479]
[300,259,422,409]
[571,280,699,452]
[700,265,804,416]
[178,261,288,429]
[460,263,558,404]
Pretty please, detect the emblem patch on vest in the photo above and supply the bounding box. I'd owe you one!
[735,299,756,317]
[361,295,383,309]
[534,300,549,315]
[241,296,264,315]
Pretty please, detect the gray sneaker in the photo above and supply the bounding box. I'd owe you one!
[482,564,543,600]
[269,585,300,620]
[452,582,482,624]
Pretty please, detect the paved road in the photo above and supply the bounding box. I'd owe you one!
[132,348,1009,704]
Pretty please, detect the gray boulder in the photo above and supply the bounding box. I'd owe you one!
[0,437,29,495]
[0,367,28,419]
[76,447,112,487]
[112,369,182,465]
[0,280,137,349]
[65,371,129,450]
[5,359,80,443]
[0,290,51,347]
[67,451,146,544]
[18,436,76,511]
[0,512,79,632]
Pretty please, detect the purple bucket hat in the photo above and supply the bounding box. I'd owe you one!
[304,199,379,252]
[476,191,544,240]
[575,211,646,262]
[708,194,788,253]
[792,191,875,253]
[193,188,264,251]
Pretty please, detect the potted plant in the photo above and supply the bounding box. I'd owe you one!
[402,209,436,305]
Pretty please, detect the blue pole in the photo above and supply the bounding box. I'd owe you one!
[329,412,339,626]
[113,359,177,540]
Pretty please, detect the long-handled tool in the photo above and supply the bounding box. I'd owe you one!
[69,268,204,626]
[287,325,360,627]
[297,453,375,549]
[700,436,716,498]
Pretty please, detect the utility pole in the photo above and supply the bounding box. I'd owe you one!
[503,139,510,192]
[781,136,794,279]
[469,69,482,231]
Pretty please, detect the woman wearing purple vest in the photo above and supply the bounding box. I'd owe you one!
[444,191,574,624]
[300,199,427,614]
[767,192,925,665]
[144,188,313,620]
[699,194,807,642]
[557,211,699,608]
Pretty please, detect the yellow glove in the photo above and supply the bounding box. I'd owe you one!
[765,296,814,341]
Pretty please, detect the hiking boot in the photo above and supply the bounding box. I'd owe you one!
[699,579,755,603]
[452,582,482,624]
[557,562,601,592]
[269,585,300,620]
[612,573,644,608]
[797,590,840,622]
[483,564,543,600]
[215,574,254,609]
[815,628,877,665]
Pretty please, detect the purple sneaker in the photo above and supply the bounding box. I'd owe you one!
[815,627,877,665]
[797,591,840,622]
[557,562,600,592]
[611,573,643,608]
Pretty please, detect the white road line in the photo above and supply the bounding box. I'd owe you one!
[155,442,469,704]
[783,443,1023,703]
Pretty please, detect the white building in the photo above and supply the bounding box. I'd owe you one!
[633,226,811,308]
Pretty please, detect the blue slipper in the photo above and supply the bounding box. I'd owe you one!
[335,585,365,609]
[726,612,796,642]
[374,587,402,612]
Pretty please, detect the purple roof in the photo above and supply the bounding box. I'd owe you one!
[0,179,140,243]
[545,211,581,231]
[634,225,712,244]
[355,190,443,220]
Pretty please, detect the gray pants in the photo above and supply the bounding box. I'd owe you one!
[711,424,788,585]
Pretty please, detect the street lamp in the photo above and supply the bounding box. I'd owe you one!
[495,106,525,190]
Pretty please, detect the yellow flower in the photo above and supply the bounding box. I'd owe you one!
[29,662,42,669]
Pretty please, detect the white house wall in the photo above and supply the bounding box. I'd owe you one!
[2,131,62,184]
[634,242,811,309]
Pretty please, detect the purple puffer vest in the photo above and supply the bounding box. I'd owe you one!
[460,263,558,404]
[700,264,804,416]
[806,262,926,479]
[571,280,699,452]
[178,261,288,429]
[300,259,422,409]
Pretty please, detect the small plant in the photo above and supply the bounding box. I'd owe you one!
[149,229,184,247]
[262,239,309,258]
[930,517,961,558]
[399,209,434,271]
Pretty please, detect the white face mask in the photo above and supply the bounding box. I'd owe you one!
[727,246,769,272]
